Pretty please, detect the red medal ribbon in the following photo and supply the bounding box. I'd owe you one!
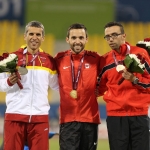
[70,51,86,90]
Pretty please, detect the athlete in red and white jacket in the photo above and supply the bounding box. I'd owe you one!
[0,21,59,150]
[0,47,58,120]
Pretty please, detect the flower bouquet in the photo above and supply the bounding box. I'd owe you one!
[116,53,145,85]
[136,38,150,55]
[0,53,23,89]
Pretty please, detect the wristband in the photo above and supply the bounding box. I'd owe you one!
[132,77,139,84]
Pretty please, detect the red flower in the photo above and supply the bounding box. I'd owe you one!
[0,56,4,61]
[2,53,9,58]
[144,38,150,42]
[0,53,9,61]
[136,54,145,64]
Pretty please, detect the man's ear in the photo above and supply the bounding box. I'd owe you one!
[24,34,26,41]
[122,33,126,38]
[42,36,45,42]
[66,37,69,43]
[86,37,88,43]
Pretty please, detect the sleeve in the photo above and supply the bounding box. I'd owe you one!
[0,72,12,92]
[48,56,59,91]
[133,51,150,93]
[49,72,59,91]
[97,56,108,96]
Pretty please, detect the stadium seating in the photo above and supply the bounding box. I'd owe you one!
[0,21,150,102]
[1,20,150,55]
[85,22,150,55]
[0,21,55,54]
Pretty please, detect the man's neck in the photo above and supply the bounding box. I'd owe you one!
[114,48,120,53]
[28,49,39,55]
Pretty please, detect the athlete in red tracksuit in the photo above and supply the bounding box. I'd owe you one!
[98,22,150,150]
[55,23,101,150]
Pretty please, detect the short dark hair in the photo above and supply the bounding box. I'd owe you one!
[24,20,45,36]
[67,23,88,38]
[104,22,125,34]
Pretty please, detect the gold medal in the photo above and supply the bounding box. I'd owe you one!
[70,90,77,99]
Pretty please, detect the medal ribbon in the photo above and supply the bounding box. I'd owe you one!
[22,48,41,67]
[70,51,86,90]
[113,44,131,85]
[97,44,131,87]
[112,44,130,65]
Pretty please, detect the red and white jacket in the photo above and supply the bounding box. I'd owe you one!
[98,43,150,116]
[0,47,59,123]
[55,50,101,124]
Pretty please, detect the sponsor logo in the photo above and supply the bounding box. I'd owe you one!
[85,63,90,68]
[44,128,48,131]
[63,66,70,69]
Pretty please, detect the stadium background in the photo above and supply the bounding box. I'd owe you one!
[0,0,150,149]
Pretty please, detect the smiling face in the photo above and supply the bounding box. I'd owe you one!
[104,26,126,52]
[24,27,44,54]
[66,29,88,54]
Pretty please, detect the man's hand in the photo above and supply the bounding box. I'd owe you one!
[8,73,18,85]
[122,70,136,82]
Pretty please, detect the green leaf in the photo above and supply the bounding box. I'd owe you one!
[124,55,133,69]
[129,63,144,74]
[0,66,11,73]
[0,59,17,73]
[124,54,144,74]
[6,60,17,69]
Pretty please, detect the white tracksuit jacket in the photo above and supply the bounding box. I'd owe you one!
[0,47,59,123]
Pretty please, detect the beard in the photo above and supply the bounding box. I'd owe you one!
[71,44,85,54]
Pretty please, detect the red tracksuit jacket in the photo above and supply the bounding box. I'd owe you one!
[55,50,101,124]
[98,43,150,116]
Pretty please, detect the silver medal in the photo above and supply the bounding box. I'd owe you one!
[18,67,28,75]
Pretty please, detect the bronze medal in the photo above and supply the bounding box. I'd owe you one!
[70,90,77,99]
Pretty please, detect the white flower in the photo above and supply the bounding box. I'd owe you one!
[0,54,17,67]
[138,41,150,47]
[129,54,145,69]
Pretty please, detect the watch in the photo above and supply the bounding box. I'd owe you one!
[132,77,139,84]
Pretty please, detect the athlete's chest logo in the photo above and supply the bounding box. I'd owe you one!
[85,63,90,69]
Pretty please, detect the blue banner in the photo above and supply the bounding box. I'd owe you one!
[116,0,150,22]
[0,0,25,25]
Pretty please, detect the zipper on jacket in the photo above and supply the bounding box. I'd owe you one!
[29,55,35,122]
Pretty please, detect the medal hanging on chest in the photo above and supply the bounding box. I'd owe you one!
[18,66,28,75]
[113,44,130,84]
[70,51,85,99]
[70,90,78,99]
[113,44,130,67]
[19,49,40,75]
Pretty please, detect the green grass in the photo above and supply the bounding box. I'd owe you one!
[0,136,110,150]
[26,0,114,39]
[50,137,110,150]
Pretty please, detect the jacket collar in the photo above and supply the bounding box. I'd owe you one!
[112,42,130,56]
